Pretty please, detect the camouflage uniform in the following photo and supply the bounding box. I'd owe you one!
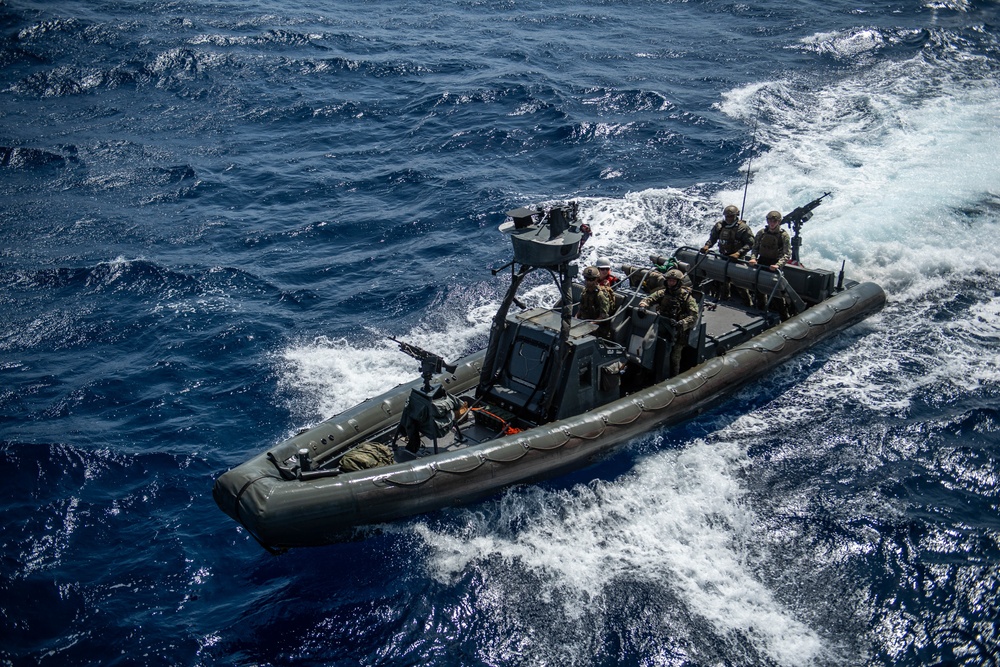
[579,284,613,321]
[640,284,698,376]
[704,219,754,257]
[750,211,794,318]
[752,226,792,269]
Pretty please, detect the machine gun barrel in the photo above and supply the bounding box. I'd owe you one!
[390,336,457,378]
[781,192,832,264]
[782,191,831,227]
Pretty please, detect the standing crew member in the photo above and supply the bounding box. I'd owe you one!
[749,210,792,270]
[638,269,698,377]
[700,205,754,259]
[749,210,793,319]
[701,204,754,301]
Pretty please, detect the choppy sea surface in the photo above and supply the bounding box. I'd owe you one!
[2,1,999,665]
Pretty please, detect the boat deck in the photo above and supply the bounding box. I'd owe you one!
[390,405,511,462]
[387,291,779,463]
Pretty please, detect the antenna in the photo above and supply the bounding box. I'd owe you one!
[740,100,763,219]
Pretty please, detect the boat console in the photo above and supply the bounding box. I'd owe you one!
[481,307,627,422]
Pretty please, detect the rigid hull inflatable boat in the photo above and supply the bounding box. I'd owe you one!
[214,200,886,551]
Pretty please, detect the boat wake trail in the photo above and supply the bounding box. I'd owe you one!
[412,438,832,666]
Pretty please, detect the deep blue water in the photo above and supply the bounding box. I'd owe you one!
[3,0,999,665]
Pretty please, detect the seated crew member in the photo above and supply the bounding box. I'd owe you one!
[749,210,792,270]
[638,269,698,377]
[595,257,620,287]
[700,204,754,259]
[578,265,613,337]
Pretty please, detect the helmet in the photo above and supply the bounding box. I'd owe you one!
[582,266,600,279]
[723,205,740,218]
[665,269,685,281]
[766,210,782,222]
[595,257,612,269]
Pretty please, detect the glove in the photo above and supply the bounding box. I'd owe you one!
[728,252,742,259]
[638,307,648,316]
[700,246,709,254]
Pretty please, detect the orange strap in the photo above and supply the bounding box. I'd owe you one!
[471,407,521,435]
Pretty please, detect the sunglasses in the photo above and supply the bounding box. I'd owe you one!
[585,277,597,282]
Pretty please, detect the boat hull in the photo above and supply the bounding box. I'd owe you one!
[213,281,886,549]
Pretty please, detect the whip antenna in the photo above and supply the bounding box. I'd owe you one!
[740,100,762,218]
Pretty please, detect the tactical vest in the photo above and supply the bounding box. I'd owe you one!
[654,286,696,325]
[716,222,748,255]
[757,230,784,263]
[579,285,612,319]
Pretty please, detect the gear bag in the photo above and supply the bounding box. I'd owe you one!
[339,441,395,472]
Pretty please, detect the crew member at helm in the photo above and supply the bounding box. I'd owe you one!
[748,210,792,270]
[700,204,754,259]
[638,269,698,377]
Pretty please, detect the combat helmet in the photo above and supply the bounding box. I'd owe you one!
[723,205,740,220]
[665,269,686,291]
[665,268,685,282]
[582,266,600,280]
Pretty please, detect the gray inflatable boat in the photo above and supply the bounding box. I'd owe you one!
[214,200,886,551]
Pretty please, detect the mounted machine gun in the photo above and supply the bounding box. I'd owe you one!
[783,192,831,264]
[390,336,457,393]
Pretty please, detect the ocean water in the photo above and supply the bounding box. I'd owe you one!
[2,0,999,665]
